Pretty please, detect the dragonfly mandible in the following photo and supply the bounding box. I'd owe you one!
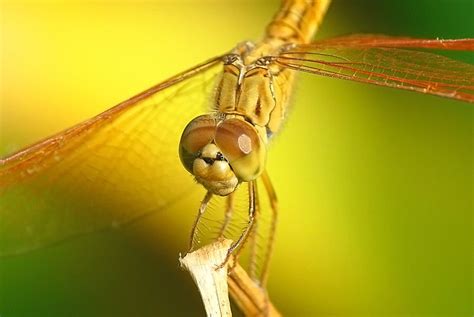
[1,0,473,314]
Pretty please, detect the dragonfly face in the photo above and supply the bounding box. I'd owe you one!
[179,51,278,196]
[179,113,266,196]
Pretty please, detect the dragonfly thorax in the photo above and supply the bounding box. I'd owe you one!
[179,114,266,196]
[217,45,296,137]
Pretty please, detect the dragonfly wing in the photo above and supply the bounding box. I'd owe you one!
[300,34,474,50]
[192,178,277,285]
[246,175,278,284]
[0,57,223,256]
[275,36,474,103]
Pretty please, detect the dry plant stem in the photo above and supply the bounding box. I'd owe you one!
[227,256,282,317]
[181,239,281,317]
[180,239,233,317]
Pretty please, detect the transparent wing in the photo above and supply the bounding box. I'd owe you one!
[192,178,275,285]
[0,57,223,256]
[245,176,277,284]
[194,182,251,249]
[301,34,474,50]
[275,35,474,102]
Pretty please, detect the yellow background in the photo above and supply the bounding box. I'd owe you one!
[1,1,472,316]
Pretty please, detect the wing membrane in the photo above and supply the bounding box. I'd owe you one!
[276,36,474,102]
[298,34,474,50]
[0,57,223,256]
[193,179,275,284]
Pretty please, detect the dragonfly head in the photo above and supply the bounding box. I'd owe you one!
[179,114,266,196]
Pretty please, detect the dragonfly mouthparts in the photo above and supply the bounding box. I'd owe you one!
[201,151,226,165]
[202,157,214,165]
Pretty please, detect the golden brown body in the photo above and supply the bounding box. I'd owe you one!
[181,0,331,196]
[216,0,331,141]
[179,1,332,290]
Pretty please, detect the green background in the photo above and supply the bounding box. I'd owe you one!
[1,0,472,316]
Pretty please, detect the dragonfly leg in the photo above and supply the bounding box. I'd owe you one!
[259,171,278,287]
[188,191,213,253]
[227,181,261,276]
[217,181,256,269]
[217,192,235,239]
[248,181,261,281]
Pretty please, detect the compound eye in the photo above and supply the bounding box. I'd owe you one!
[215,118,266,181]
[179,115,217,173]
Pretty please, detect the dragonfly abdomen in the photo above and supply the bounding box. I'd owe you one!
[266,0,331,44]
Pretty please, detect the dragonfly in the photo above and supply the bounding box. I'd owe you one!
[1,0,473,308]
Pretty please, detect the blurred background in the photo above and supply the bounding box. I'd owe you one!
[1,0,472,316]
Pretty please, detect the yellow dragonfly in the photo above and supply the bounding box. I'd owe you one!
[1,0,473,315]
